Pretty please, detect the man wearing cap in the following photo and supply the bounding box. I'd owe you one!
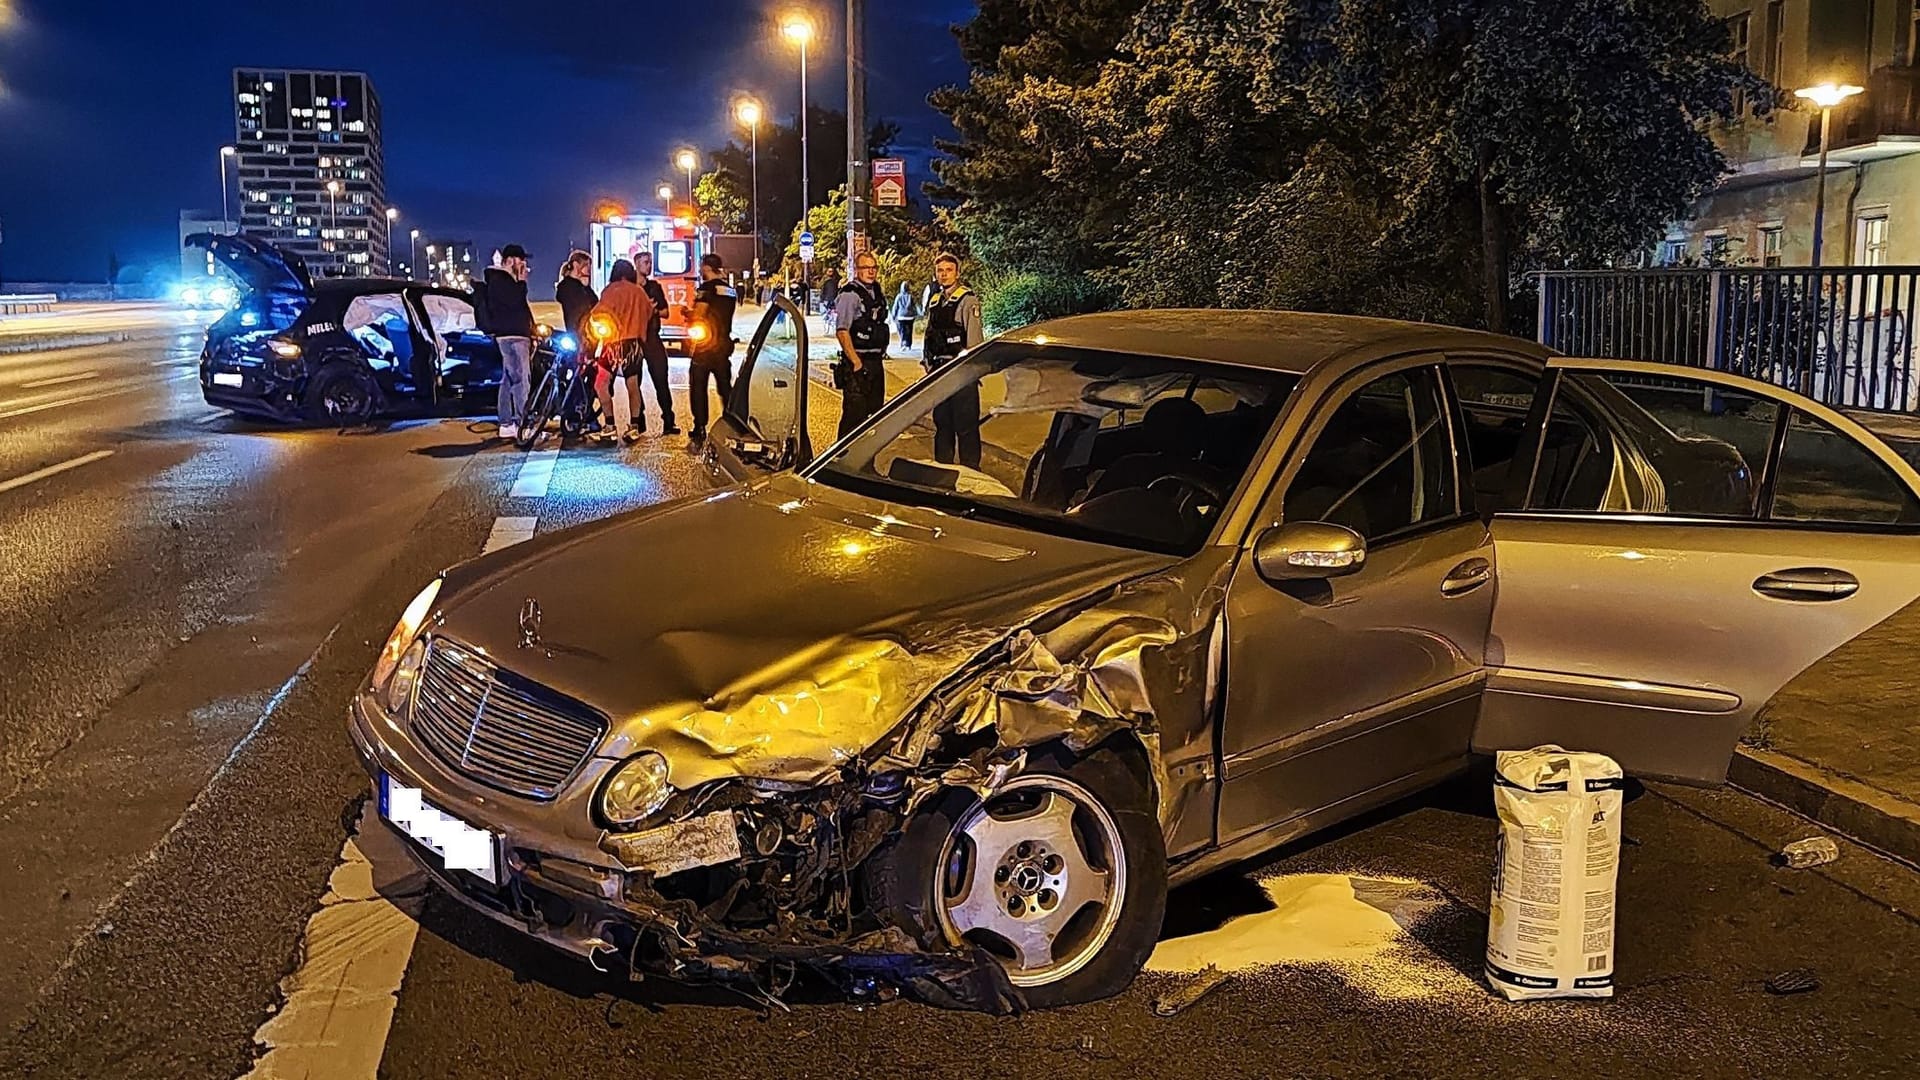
[683,252,738,442]
[484,243,538,440]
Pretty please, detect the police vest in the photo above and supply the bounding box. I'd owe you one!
[843,279,889,353]
[926,285,972,360]
[694,278,737,358]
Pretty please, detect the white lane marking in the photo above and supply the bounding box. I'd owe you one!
[240,807,426,1080]
[0,449,115,495]
[481,515,539,554]
[18,370,100,389]
[0,385,136,420]
[509,448,560,498]
[245,484,556,1076]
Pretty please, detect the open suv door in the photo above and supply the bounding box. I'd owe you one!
[1476,358,1920,782]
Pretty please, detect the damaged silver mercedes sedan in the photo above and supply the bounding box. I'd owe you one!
[349,304,1920,1010]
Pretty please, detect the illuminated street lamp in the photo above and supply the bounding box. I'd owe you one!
[1795,82,1865,269]
[782,12,815,278]
[325,179,343,250]
[384,206,399,276]
[408,228,421,281]
[656,183,675,205]
[219,146,236,235]
[737,97,764,275]
[676,148,699,217]
[426,243,437,285]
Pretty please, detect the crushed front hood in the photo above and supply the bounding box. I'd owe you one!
[435,473,1172,787]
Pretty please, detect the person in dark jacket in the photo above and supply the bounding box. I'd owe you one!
[486,244,537,439]
[633,251,679,435]
[555,250,600,431]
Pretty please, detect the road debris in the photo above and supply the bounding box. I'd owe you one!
[1765,968,1821,995]
[1777,836,1840,869]
[1151,964,1232,1016]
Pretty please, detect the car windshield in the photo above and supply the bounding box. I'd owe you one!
[809,344,1297,554]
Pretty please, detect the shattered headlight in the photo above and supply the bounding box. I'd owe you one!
[372,578,441,692]
[599,752,673,828]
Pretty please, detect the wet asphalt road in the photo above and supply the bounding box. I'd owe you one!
[1,308,1919,1079]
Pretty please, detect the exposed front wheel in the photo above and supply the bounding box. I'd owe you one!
[302,364,377,426]
[516,370,560,450]
[870,743,1166,1008]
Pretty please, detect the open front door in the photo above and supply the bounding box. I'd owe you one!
[709,293,810,482]
[1478,358,1920,782]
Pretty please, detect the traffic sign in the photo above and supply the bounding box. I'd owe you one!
[799,230,815,263]
[873,158,906,208]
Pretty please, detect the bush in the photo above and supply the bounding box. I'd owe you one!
[978,271,1118,334]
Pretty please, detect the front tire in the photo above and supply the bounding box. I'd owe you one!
[302,363,377,426]
[869,742,1166,1008]
[516,369,560,450]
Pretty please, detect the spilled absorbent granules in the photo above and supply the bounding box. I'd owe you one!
[1145,873,1469,1001]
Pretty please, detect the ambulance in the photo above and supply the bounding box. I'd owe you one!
[588,212,706,355]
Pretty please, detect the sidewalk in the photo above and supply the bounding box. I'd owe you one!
[1736,598,1920,867]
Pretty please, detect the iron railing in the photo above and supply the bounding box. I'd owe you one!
[1536,268,1920,414]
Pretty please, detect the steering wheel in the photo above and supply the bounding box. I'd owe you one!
[1146,469,1230,524]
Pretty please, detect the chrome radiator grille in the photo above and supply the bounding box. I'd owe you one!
[409,637,606,799]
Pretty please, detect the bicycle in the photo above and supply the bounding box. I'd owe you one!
[515,333,595,450]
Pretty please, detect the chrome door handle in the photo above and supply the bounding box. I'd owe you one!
[1441,558,1493,597]
[1753,567,1859,601]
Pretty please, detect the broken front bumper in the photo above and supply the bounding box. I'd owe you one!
[346,695,1019,1009]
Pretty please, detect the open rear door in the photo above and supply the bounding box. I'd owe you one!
[708,293,811,482]
[1477,358,1920,782]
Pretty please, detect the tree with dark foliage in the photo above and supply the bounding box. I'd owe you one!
[934,0,1774,330]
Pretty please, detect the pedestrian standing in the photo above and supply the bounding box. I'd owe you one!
[634,251,680,435]
[891,280,919,350]
[821,269,840,315]
[684,252,739,442]
[555,251,600,431]
[586,258,654,445]
[924,252,985,469]
[486,243,537,440]
[833,251,889,439]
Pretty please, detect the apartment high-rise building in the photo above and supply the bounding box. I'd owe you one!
[231,69,389,278]
[1675,2,1920,267]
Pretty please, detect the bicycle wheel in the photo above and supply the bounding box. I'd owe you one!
[516,369,560,450]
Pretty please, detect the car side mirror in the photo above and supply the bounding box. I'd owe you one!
[1253,522,1367,584]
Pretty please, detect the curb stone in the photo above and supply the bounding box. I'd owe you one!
[1729,745,1920,870]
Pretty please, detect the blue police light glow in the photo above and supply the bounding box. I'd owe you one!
[240,311,260,327]
[179,286,202,306]
[555,334,578,354]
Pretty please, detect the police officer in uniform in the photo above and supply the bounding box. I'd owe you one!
[832,250,889,439]
[684,252,737,442]
[924,252,985,469]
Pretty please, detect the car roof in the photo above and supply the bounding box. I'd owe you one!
[997,309,1546,376]
[312,277,423,296]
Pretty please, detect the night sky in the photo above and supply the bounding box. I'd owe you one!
[0,0,974,283]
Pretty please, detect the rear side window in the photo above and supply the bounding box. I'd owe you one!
[1527,373,1776,519]
[1450,365,1540,509]
[1285,366,1458,542]
[1772,409,1920,525]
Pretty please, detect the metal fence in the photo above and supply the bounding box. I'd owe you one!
[1536,268,1920,414]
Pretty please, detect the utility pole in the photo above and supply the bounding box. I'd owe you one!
[846,0,868,265]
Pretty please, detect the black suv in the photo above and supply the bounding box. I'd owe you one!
[189,233,567,424]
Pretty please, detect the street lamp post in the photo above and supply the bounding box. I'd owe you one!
[325,180,342,263]
[1795,82,1865,270]
[426,244,437,287]
[384,207,399,276]
[219,145,236,235]
[783,13,815,287]
[409,228,420,281]
[737,99,763,276]
[656,183,675,207]
[676,149,699,219]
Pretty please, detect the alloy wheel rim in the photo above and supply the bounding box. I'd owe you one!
[934,774,1126,987]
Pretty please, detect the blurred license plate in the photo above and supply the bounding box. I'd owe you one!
[380,773,499,885]
[212,372,244,387]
